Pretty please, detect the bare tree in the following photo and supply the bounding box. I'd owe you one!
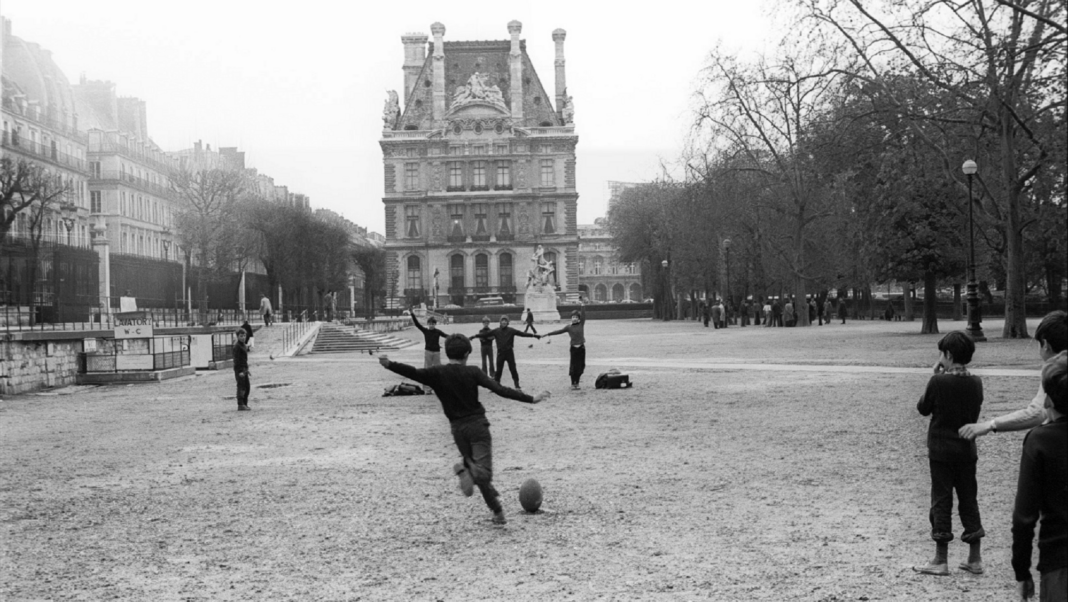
[1,157,68,243]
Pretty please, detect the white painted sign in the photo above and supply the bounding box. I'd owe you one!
[83,338,98,353]
[114,311,154,339]
[116,354,153,370]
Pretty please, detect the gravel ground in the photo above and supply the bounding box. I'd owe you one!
[0,316,1052,601]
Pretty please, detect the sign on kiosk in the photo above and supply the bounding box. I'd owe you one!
[114,311,154,340]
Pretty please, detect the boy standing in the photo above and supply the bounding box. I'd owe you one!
[915,331,985,576]
[410,308,448,368]
[1011,352,1067,601]
[472,316,496,379]
[543,301,587,390]
[523,308,537,334]
[378,334,549,524]
[233,329,251,411]
[474,316,539,390]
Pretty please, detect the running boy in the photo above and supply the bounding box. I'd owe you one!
[474,315,539,390]
[410,308,448,368]
[1011,352,1067,601]
[378,334,549,524]
[233,329,251,411]
[914,331,985,576]
[471,316,496,379]
[543,300,587,390]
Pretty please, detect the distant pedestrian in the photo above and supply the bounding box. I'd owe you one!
[523,308,537,335]
[763,300,772,327]
[772,299,783,327]
[259,293,273,327]
[823,299,832,326]
[914,331,985,577]
[839,297,848,324]
[784,299,795,327]
[700,302,710,328]
[711,301,723,329]
[808,298,817,324]
[233,329,251,411]
[741,300,751,327]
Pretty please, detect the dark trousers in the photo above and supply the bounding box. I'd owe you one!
[702,315,710,327]
[450,416,502,513]
[235,371,250,407]
[494,349,520,387]
[524,322,537,334]
[928,459,984,543]
[569,345,586,385]
[480,345,495,378]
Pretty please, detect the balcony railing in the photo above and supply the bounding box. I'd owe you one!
[2,228,93,250]
[88,139,174,173]
[1,102,87,142]
[94,170,173,198]
[1,132,88,173]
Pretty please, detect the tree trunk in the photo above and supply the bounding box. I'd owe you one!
[952,283,962,321]
[921,270,939,334]
[1002,189,1029,337]
[1046,265,1063,309]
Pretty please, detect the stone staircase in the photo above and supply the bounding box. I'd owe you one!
[310,323,419,354]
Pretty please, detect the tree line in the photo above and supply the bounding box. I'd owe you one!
[610,0,1066,335]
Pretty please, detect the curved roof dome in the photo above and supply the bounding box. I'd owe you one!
[2,34,78,129]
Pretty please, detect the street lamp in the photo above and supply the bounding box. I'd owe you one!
[661,258,671,321]
[60,203,77,246]
[961,160,986,342]
[723,238,732,326]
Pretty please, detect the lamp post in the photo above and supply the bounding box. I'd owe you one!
[723,238,732,326]
[60,203,77,246]
[961,160,986,342]
[661,258,671,321]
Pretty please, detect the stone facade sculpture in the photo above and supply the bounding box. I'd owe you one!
[562,95,575,124]
[382,90,400,127]
[451,72,507,111]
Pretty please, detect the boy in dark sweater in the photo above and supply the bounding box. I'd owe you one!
[1011,351,1067,601]
[378,334,549,524]
[474,316,539,390]
[410,308,447,368]
[915,331,985,576]
[544,301,587,390]
[471,316,495,379]
[233,329,251,411]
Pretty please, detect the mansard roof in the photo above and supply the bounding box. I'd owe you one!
[394,39,561,131]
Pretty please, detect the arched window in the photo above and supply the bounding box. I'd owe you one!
[594,284,607,302]
[499,253,513,287]
[475,254,489,288]
[407,256,422,289]
[629,283,643,301]
[612,284,625,302]
[450,254,465,290]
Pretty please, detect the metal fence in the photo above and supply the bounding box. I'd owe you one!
[81,335,191,373]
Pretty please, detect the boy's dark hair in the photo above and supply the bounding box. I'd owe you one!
[427,316,437,324]
[1042,352,1067,414]
[1035,310,1067,354]
[444,333,472,360]
[938,331,976,365]
[234,328,246,337]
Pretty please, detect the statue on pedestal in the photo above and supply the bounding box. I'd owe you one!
[523,244,560,323]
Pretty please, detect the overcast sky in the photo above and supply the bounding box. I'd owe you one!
[2,0,779,233]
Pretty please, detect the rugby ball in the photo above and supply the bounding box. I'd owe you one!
[519,478,543,513]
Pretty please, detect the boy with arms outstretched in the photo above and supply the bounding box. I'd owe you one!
[1011,352,1067,602]
[471,316,495,379]
[474,316,539,390]
[543,300,587,390]
[915,331,985,576]
[378,334,549,524]
[410,308,448,368]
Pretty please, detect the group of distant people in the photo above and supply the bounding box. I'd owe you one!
[696,296,848,328]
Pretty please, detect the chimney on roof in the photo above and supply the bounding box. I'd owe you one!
[430,22,446,124]
[508,20,523,123]
[553,29,567,120]
[401,32,429,105]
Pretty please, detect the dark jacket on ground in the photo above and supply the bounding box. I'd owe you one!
[475,326,537,353]
[1012,416,1068,582]
[383,361,533,422]
[917,372,983,463]
[411,312,447,352]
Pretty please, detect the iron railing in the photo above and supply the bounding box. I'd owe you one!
[81,335,191,373]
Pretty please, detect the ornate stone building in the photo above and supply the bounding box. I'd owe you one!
[380,21,579,307]
[577,217,643,302]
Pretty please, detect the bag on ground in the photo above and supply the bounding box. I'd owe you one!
[383,382,426,396]
[595,370,632,389]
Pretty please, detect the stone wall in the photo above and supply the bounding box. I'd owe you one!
[1,339,84,395]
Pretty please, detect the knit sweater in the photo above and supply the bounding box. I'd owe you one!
[1011,417,1068,581]
[917,372,983,463]
[383,361,533,422]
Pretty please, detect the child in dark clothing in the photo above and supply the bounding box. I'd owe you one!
[544,300,587,390]
[233,329,251,411]
[474,316,539,390]
[410,308,448,368]
[915,331,985,576]
[378,334,549,525]
[472,316,495,379]
[523,308,537,335]
[1011,352,1067,601]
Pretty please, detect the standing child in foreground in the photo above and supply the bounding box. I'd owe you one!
[543,299,587,390]
[914,331,985,576]
[1011,351,1067,602]
[378,334,549,524]
[233,329,251,411]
